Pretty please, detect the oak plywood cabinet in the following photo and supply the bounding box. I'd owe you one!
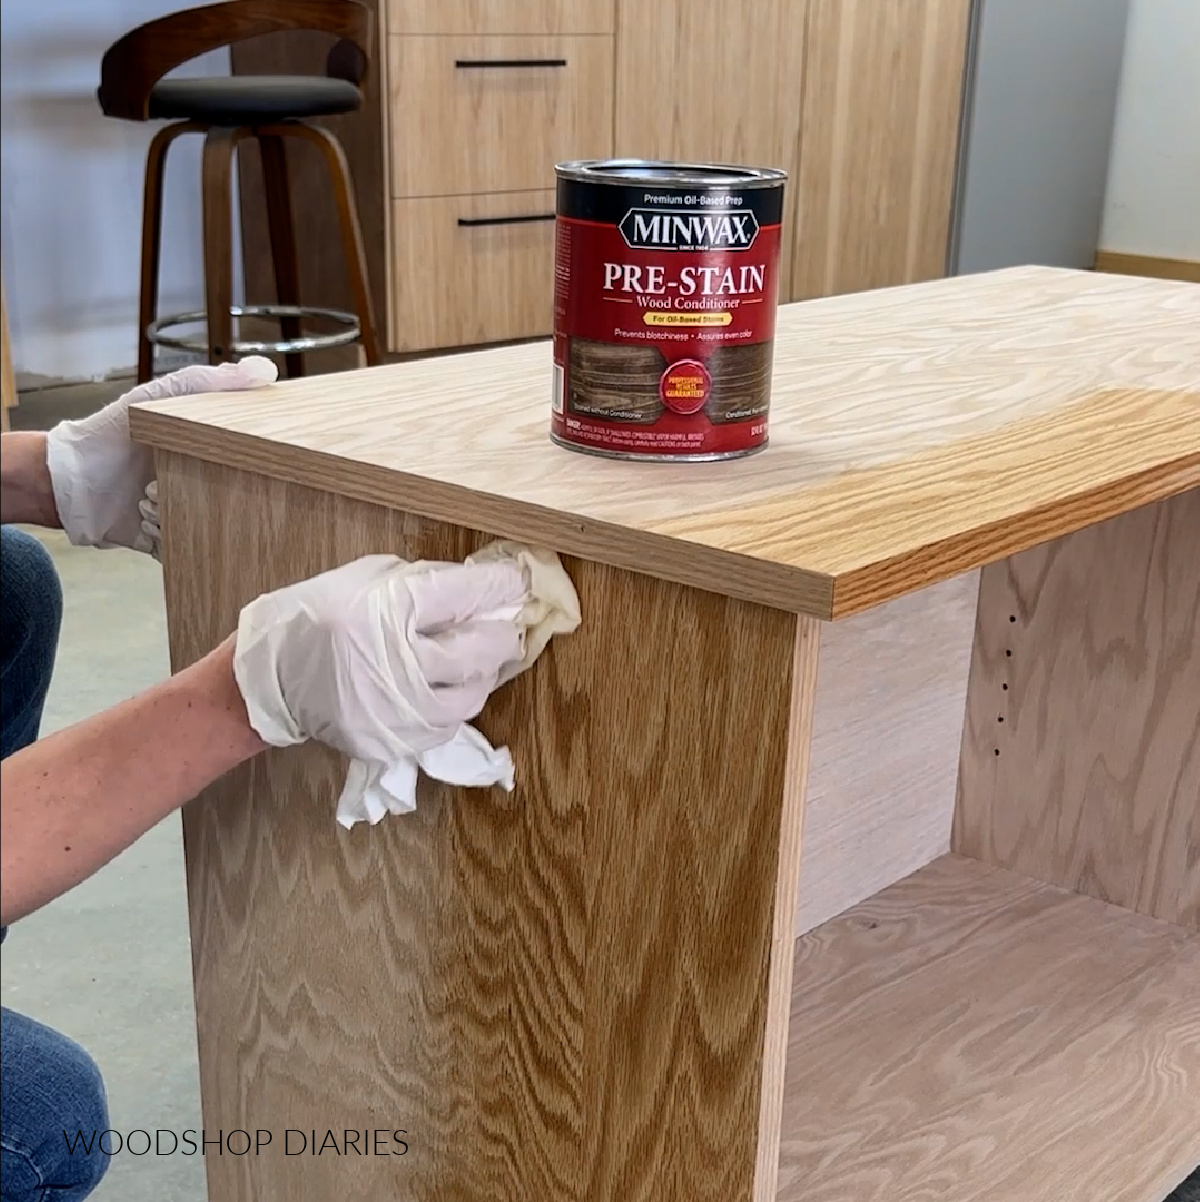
[132,267,1200,1202]
[233,0,982,356]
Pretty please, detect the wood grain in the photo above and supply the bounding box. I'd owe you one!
[388,35,613,198]
[798,570,979,934]
[386,0,615,35]
[388,190,557,352]
[158,453,817,1202]
[1094,251,1200,285]
[793,0,971,300]
[613,0,807,300]
[132,268,1200,619]
[955,490,1200,930]
[778,853,1200,1202]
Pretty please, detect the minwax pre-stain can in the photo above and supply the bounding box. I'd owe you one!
[551,159,786,460]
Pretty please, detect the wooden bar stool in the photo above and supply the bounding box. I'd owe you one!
[99,0,381,382]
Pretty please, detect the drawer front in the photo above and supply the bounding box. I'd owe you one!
[387,0,615,35]
[389,191,557,353]
[388,36,613,198]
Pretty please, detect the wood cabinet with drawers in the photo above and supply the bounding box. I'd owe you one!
[233,0,975,359]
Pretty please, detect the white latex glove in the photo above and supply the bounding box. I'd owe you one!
[45,357,277,554]
[233,555,527,765]
[139,481,163,561]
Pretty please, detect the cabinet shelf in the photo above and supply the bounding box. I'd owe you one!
[778,854,1200,1202]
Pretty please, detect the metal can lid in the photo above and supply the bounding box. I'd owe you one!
[555,158,787,189]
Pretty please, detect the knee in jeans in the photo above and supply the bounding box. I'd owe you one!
[57,1031,110,1135]
[1,1019,110,1200]
[0,527,64,757]
[45,1036,110,1197]
[0,527,64,678]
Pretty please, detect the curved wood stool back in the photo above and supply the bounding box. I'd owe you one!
[100,0,380,381]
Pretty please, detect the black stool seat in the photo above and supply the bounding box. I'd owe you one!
[148,75,361,124]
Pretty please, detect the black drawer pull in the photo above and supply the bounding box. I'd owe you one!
[458,213,556,228]
[455,58,568,69]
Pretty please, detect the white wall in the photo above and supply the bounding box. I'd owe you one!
[0,2,232,381]
[1100,0,1200,260]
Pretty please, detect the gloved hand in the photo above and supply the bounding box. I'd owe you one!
[233,555,528,765]
[45,357,277,554]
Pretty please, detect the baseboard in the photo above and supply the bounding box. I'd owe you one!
[1093,250,1200,284]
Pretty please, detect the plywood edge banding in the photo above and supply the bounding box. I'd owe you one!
[831,454,1200,617]
[132,406,838,618]
[752,615,821,1202]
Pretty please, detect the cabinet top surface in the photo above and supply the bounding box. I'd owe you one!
[133,267,1199,619]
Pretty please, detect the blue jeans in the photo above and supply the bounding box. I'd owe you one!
[1,526,109,1201]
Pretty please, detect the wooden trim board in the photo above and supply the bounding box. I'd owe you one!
[752,616,820,1202]
[778,853,1200,1202]
[1094,250,1200,285]
[955,489,1200,930]
[158,453,820,1202]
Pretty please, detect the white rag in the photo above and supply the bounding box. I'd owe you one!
[335,541,580,828]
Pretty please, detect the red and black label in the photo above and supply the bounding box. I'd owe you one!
[552,174,784,458]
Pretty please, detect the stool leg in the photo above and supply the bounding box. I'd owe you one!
[138,122,194,382]
[272,122,381,366]
[257,134,305,379]
[201,128,243,366]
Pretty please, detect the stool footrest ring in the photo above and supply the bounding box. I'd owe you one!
[145,304,360,356]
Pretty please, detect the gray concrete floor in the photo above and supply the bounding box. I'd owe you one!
[1,531,206,1202]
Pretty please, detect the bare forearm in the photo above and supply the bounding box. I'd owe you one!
[1,637,267,926]
[0,431,61,527]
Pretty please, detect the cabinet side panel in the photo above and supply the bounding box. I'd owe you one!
[157,454,812,1202]
[955,491,1200,930]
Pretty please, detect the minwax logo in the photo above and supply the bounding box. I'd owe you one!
[619,209,760,251]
